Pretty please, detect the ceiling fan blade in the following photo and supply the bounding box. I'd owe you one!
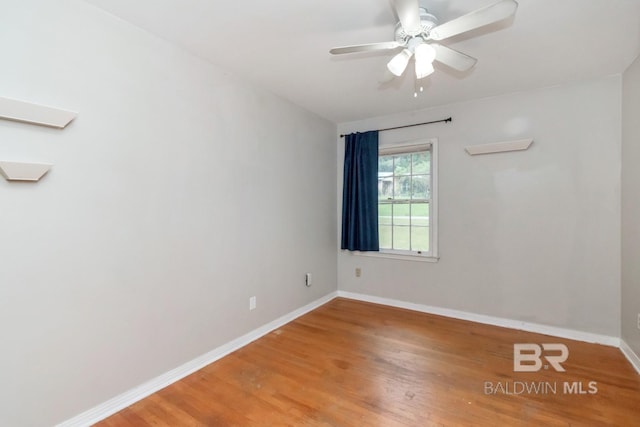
[392,0,422,36]
[432,44,477,71]
[330,41,401,55]
[428,0,518,41]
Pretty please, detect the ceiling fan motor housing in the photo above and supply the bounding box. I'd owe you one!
[394,9,439,42]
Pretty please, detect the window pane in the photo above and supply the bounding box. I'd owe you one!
[379,156,393,173]
[379,225,392,249]
[412,175,430,200]
[378,203,392,225]
[412,152,430,174]
[394,154,411,176]
[411,202,429,226]
[394,176,411,200]
[378,174,393,200]
[393,202,410,226]
[393,226,410,250]
[411,226,429,252]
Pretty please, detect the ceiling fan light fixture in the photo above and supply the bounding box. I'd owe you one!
[387,49,413,76]
[415,43,436,63]
[414,43,436,79]
[415,61,435,79]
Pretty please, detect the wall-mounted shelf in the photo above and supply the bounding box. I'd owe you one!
[465,138,533,156]
[0,161,52,182]
[0,96,77,129]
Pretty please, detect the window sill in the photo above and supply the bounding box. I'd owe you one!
[346,250,439,263]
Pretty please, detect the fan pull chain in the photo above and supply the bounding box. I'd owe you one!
[414,79,424,98]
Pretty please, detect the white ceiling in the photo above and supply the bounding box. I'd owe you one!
[83,0,640,123]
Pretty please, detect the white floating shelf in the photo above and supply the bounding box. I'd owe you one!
[465,138,533,156]
[0,161,52,182]
[0,96,77,129]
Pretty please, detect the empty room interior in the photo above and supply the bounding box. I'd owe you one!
[2,0,640,425]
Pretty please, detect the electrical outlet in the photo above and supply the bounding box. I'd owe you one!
[637,313,640,330]
[249,296,256,311]
[305,273,312,287]
[355,268,361,277]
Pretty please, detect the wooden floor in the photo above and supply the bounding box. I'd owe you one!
[97,298,640,426]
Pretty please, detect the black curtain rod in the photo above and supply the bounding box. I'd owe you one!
[339,117,452,138]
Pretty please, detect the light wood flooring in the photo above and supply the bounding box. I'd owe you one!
[97,298,640,426]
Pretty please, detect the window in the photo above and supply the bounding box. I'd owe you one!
[378,140,437,258]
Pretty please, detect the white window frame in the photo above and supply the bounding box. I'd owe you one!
[355,138,438,262]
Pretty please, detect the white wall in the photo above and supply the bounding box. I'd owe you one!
[0,1,336,426]
[622,55,640,355]
[337,76,621,337]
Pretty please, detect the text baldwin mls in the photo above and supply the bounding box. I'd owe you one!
[484,381,598,395]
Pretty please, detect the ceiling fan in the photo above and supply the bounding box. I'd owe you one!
[330,0,518,81]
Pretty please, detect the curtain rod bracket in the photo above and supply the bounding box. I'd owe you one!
[340,117,452,138]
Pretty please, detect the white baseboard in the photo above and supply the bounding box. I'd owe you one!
[337,291,620,347]
[58,290,634,426]
[57,291,338,427]
[620,340,640,375]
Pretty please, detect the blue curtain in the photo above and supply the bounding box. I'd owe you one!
[341,131,379,251]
